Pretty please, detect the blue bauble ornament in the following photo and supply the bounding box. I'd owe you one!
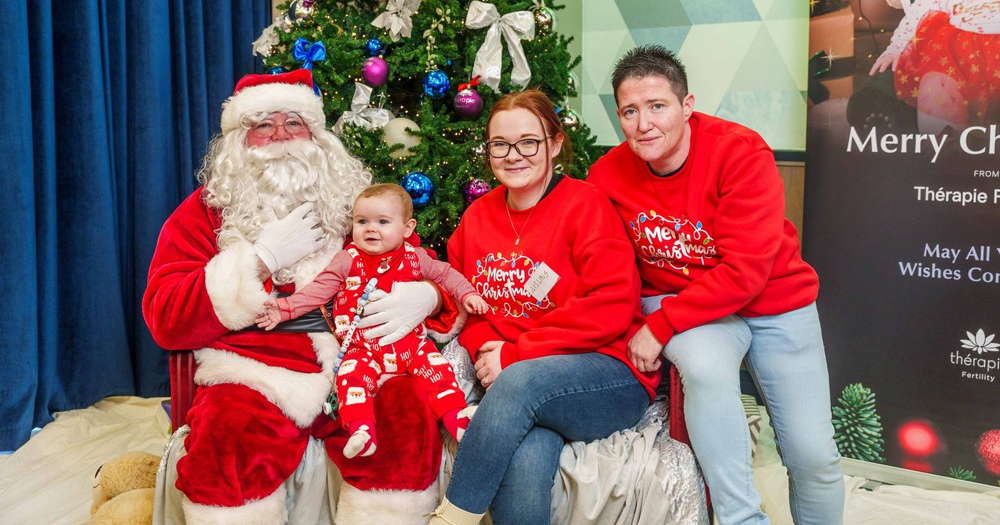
[401,172,434,208]
[268,67,285,75]
[364,38,385,57]
[423,70,450,99]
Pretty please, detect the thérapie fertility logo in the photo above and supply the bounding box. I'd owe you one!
[950,329,1000,383]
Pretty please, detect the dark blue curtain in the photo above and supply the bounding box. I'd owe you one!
[0,0,270,450]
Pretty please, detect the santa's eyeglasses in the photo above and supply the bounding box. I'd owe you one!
[246,113,309,138]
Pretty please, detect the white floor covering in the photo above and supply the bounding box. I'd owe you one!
[0,397,171,525]
[1,396,998,525]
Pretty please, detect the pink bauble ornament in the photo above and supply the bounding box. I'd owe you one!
[454,88,484,119]
[463,179,491,205]
[977,429,1000,475]
[362,57,389,87]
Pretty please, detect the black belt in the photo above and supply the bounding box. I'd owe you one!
[240,293,336,334]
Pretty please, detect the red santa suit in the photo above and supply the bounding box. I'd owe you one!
[141,70,457,525]
[274,242,474,429]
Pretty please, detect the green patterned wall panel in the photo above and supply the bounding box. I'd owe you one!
[582,0,808,151]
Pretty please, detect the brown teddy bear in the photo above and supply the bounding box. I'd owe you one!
[89,451,159,525]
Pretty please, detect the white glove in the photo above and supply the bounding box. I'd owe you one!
[358,281,439,346]
[253,202,324,274]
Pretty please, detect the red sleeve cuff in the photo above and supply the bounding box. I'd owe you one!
[500,343,518,368]
[425,288,459,334]
[458,323,492,358]
[645,310,677,346]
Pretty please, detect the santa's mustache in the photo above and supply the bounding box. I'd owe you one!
[245,139,328,201]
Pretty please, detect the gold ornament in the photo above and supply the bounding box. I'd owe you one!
[288,0,314,22]
[534,6,555,34]
[560,108,580,130]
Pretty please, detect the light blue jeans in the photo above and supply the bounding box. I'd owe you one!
[445,352,649,525]
[643,298,844,525]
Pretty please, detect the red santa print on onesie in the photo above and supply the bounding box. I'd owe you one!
[471,251,554,317]
[628,211,718,275]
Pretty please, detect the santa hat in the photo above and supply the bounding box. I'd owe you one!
[220,69,326,134]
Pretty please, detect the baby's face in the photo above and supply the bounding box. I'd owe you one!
[352,195,415,255]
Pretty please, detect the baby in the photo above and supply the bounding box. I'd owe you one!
[870,0,1000,132]
[257,183,488,458]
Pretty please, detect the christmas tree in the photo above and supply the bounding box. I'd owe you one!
[255,0,602,255]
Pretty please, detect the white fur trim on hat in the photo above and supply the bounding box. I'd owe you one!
[182,485,287,525]
[204,239,271,331]
[336,481,440,525]
[193,348,333,429]
[220,82,325,134]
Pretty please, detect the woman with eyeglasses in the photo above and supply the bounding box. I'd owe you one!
[429,90,660,525]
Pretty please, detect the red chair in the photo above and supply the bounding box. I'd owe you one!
[668,364,690,444]
[168,350,198,432]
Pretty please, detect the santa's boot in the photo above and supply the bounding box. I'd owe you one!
[427,496,484,525]
[182,485,287,525]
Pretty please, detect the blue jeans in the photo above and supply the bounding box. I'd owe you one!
[445,352,649,525]
[643,298,844,525]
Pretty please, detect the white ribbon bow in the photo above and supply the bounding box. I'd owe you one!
[465,1,535,92]
[371,0,423,42]
[333,83,394,134]
[252,20,281,57]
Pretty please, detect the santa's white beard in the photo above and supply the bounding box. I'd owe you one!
[208,139,350,285]
[244,140,327,218]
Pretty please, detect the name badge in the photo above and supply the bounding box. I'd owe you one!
[524,262,559,301]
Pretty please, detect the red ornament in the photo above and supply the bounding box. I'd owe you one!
[976,429,1000,475]
[897,419,941,458]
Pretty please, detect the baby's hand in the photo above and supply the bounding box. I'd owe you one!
[255,299,282,331]
[870,51,899,76]
[463,294,490,315]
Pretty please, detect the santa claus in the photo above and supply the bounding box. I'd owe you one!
[142,69,456,525]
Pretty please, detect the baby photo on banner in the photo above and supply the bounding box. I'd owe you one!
[805,0,1000,485]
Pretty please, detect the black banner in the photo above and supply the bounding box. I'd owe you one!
[805,1,1000,484]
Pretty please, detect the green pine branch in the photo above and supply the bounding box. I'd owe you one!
[948,466,977,482]
[832,383,886,463]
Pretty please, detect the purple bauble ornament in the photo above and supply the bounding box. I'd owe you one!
[362,57,389,87]
[453,88,484,119]
[463,179,491,206]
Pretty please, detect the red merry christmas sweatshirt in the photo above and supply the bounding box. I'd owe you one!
[448,177,659,399]
[587,112,819,346]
